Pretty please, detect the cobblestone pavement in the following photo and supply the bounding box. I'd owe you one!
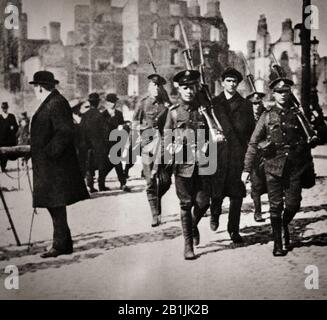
[0,147,326,300]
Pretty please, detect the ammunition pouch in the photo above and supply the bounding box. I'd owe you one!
[258,140,276,159]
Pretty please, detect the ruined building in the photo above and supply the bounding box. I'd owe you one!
[23,0,230,101]
[247,14,327,105]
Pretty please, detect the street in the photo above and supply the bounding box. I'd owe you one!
[0,147,326,300]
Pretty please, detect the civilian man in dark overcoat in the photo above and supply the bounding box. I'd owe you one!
[0,102,18,171]
[29,71,89,258]
[211,67,255,244]
[79,93,110,193]
[102,93,130,192]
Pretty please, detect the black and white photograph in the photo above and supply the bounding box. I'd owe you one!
[0,0,327,303]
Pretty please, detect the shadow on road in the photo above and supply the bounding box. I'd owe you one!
[197,205,327,258]
[0,226,182,276]
[0,203,326,276]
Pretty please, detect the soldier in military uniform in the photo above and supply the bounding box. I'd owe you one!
[132,74,171,227]
[242,78,315,256]
[161,70,212,260]
[246,91,267,223]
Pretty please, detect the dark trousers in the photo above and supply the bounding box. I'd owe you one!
[0,156,8,172]
[143,161,161,218]
[107,162,127,186]
[175,171,210,235]
[48,206,73,251]
[266,162,302,219]
[211,196,243,234]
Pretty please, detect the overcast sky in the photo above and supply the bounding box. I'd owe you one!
[22,0,327,56]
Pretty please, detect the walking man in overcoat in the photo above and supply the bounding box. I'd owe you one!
[211,67,255,244]
[30,71,89,258]
[79,93,110,193]
[102,93,130,192]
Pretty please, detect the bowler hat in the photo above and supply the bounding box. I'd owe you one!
[221,67,243,83]
[148,74,167,86]
[29,71,59,85]
[1,102,9,109]
[173,70,200,86]
[106,93,119,103]
[88,92,100,102]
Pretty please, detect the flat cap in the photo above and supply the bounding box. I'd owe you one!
[148,74,167,86]
[221,67,243,83]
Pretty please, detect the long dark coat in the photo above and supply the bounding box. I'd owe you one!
[78,108,109,174]
[0,113,18,146]
[30,90,89,208]
[210,92,255,198]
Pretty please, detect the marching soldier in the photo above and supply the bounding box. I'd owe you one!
[242,78,315,256]
[132,74,171,227]
[246,91,267,222]
[161,70,211,260]
[211,67,255,244]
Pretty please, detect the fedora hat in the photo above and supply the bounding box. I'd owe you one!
[29,71,59,86]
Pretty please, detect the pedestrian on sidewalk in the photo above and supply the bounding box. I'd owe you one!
[29,71,89,258]
[0,102,18,172]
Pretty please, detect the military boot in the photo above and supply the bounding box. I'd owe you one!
[283,209,297,251]
[271,217,287,257]
[253,195,265,222]
[149,198,160,227]
[210,198,222,231]
[181,210,196,260]
[192,206,207,247]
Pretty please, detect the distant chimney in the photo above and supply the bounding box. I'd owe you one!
[188,0,201,17]
[281,18,293,42]
[206,0,221,18]
[49,22,62,43]
[257,14,268,36]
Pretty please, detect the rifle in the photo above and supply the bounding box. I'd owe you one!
[179,20,225,143]
[241,53,258,94]
[145,41,158,74]
[271,52,319,147]
[145,41,171,107]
